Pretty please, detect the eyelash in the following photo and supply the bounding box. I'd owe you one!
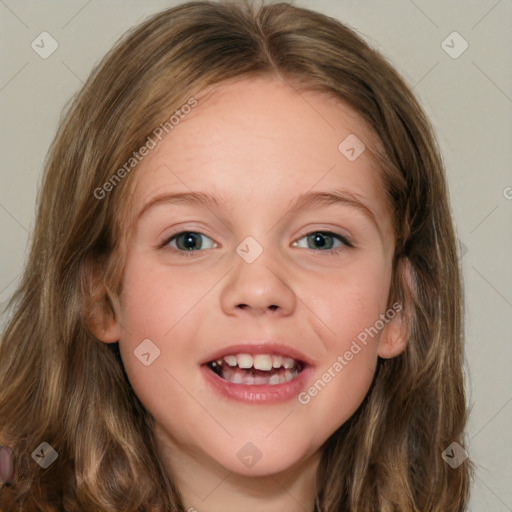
[160,230,354,258]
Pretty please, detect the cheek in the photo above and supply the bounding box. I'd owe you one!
[295,255,391,434]
[305,252,392,346]
[118,253,210,339]
[115,255,204,412]
[299,351,377,452]
[115,251,231,412]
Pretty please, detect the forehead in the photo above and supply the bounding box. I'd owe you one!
[126,76,393,240]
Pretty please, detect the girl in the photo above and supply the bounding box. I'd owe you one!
[0,1,472,510]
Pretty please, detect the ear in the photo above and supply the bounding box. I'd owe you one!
[82,258,122,344]
[377,304,407,358]
[377,258,413,359]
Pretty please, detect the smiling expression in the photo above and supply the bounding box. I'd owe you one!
[99,75,406,478]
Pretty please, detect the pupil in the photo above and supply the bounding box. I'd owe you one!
[180,233,199,250]
[310,232,331,249]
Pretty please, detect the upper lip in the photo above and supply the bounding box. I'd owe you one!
[200,342,315,366]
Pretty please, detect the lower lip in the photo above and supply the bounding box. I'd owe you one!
[201,364,312,404]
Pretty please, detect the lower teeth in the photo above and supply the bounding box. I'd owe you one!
[211,365,299,385]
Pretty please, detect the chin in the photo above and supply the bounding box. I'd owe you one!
[204,434,319,477]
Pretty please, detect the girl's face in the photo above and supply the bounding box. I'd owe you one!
[102,76,406,479]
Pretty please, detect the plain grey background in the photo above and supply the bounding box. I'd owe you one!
[1,1,511,510]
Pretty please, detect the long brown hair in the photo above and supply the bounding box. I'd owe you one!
[0,1,472,510]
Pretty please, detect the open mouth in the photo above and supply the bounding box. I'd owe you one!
[206,353,305,385]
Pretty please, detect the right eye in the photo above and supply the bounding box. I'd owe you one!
[163,231,218,255]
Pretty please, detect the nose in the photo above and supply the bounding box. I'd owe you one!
[220,242,297,317]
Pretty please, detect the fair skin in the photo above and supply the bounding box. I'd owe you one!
[94,76,407,512]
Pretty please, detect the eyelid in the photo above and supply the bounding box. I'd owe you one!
[293,230,354,250]
[293,227,354,248]
[160,230,217,250]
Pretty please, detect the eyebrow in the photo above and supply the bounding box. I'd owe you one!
[137,189,378,228]
[137,191,222,220]
[286,189,377,227]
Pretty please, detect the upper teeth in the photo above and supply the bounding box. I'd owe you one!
[212,354,297,371]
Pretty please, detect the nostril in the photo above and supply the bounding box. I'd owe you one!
[235,304,278,311]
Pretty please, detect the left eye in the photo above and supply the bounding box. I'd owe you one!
[292,231,351,251]
[166,231,217,251]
